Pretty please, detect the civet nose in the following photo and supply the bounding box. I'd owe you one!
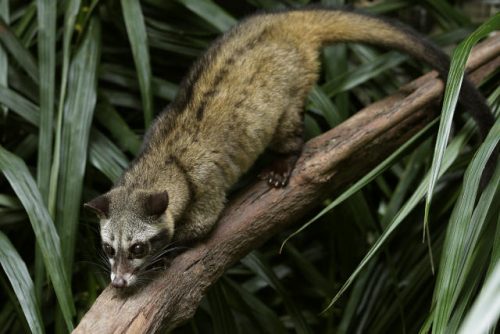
[112,276,127,288]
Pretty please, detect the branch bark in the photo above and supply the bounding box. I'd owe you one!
[74,34,500,333]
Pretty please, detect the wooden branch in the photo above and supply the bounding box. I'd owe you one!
[74,34,500,333]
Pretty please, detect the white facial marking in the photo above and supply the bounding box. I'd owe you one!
[131,258,145,269]
[125,273,136,286]
[163,210,175,238]
[100,218,114,245]
[99,211,172,287]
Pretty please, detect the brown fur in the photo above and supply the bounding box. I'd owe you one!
[85,8,493,287]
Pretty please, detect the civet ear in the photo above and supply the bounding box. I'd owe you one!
[84,194,110,219]
[143,191,169,217]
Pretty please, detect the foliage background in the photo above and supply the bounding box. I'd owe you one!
[0,0,498,333]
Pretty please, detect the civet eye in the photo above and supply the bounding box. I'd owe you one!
[130,243,147,258]
[102,243,115,258]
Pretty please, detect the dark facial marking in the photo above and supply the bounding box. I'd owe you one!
[112,249,133,274]
[103,243,115,258]
[129,242,148,259]
[149,229,170,253]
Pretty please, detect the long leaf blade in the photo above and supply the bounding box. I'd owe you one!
[48,0,81,219]
[36,0,56,202]
[0,86,39,125]
[424,13,500,229]
[432,117,500,332]
[0,0,8,115]
[55,16,101,272]
[176,0,236,32]
[0,146,75,330]
[0,86,128,185]
[281,120,437,250]
[324,125,472,310]
[242,252,313,334]
[120,0,154,127]
[458,260,500,334]
[0,16,38,84]
[0,232,44,334]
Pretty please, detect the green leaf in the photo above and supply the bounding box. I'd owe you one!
[458,260,500,334]
[324,121,473,311]
[425,13,500,231]
[337,262,377,334]
[380,142,431,229]
[321,51,406,97]
[424,0,470,28]
[281,120,437,250]
[0,194,21,208]
[0,86,39,125]
[88,130,129,182]
[12,3,36,38]
[207,281,239,334]
[0,232,44,334]
[363,0,410,14]
[48,0,81,219]
[0,85,126,184]
[0,16,38,84]
[307,85,342,127]
[35,0,57,203]
[34,0,57,304]
[445,220,497,334]
[0,146,75,330]
[0,0,8,115]
[0,297,15,331]
[322,43,350,120]
[54,17,101,272]
[489,213,500,279]
[176,0,236,32]
[242,252,313,334]
[432,118,500,332]
[223,277,287,334]
[99,63,179,101]
[101,89,142,109]
[282,243,333,297]
[95,98,141,155]
[120,0,154,127]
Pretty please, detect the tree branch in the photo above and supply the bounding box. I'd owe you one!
[74,34,500,333]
